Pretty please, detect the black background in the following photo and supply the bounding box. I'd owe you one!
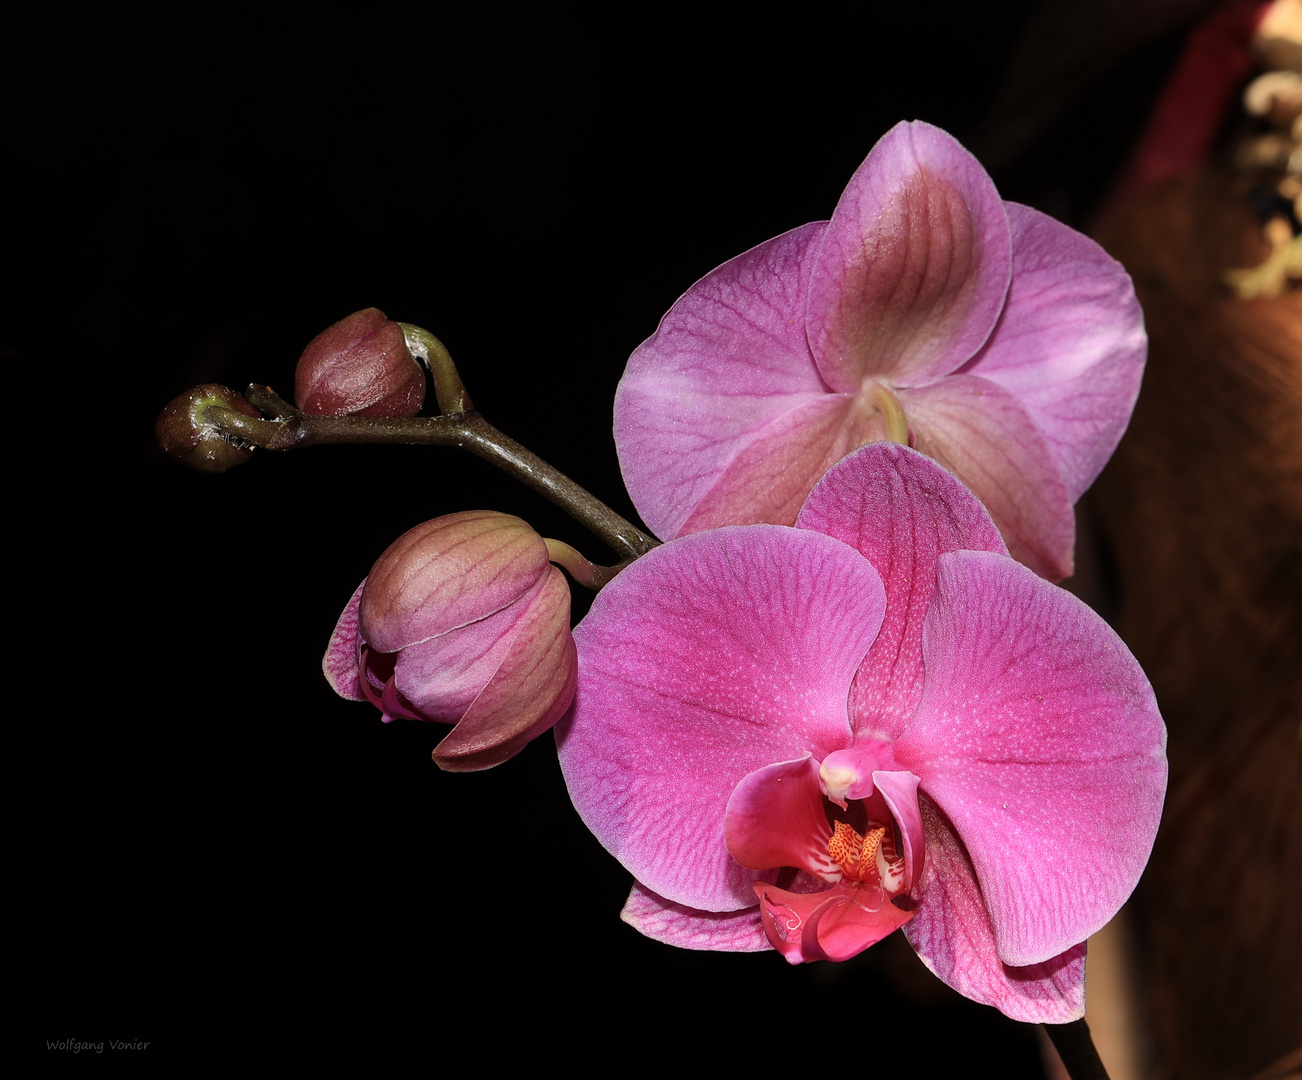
[8,1,1196,1068]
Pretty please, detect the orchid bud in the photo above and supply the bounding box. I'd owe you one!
[323,511,577,772]
[155,383,260,474]
[294,307,425,417]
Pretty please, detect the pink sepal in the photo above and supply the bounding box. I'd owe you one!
[797,443,1005,736]
[433,566,577,772]
[322,580,366,701]
[904,797,1087,1023]
[674,395,886,537]
[806,120,1011,390]
[620,882,771,953]
[360,512,548,653]
[901,373,1075,581]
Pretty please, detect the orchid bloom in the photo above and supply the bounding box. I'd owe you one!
[557,444,1165,1022]
[614,121,1146,580]
[324,511,577,771]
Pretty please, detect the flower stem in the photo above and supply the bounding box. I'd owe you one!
[399,323,472,416]
[544,539,630,590]
[1042,1019,1111,1080]
[205,387,659,561]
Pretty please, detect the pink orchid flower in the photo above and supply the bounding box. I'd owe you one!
[557,443,1165,1022]
[614,121,1146,580]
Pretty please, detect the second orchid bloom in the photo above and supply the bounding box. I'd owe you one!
[557,444,1166,1023]
[615,120,1146,581]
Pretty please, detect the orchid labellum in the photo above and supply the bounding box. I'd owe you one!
[614,121,1146,580]
[557,443,1166,1022]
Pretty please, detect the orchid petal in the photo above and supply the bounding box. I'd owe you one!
[323,580,366,701]
[904,796,1087,1023]
[725,754,838,882]
[806,121,1011,390]
[755,879,914,964]
[614,222,830,540]
[796,443,1005,736]
[674,395,887,536]
[621,881,770,953]
[557,526,884,912]
[901,374,1075,581]
[433,566,576,772]
[962,203,1147,502]
[895,550,1166,966]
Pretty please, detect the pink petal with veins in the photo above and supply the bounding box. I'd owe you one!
[674,394,887,536]
[961,203,1146,502]
[323,580,366,701]
[806,121,1011,389]
[904,797,1087,1023]
[556,526,884,912]
[901,374,1075,580]
[895,550,1165,966]
[620,882,771,953]
[796,443,1006,735]
[614,222,830,540]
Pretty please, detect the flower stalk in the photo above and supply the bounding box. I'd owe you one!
[544,539,630,590]
[1043,1019,1111,1080]
[199,383,658,561]
[399,323,472,416]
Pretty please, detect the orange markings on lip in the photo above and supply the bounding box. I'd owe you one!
[828,821,887,882]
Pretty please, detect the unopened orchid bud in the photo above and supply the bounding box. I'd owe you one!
[294,307,425,417]
[155,383,260,474]
[323,511,577,771]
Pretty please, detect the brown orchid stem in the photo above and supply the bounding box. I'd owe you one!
[1042,1020,1111,1080]
[207,386,659,561]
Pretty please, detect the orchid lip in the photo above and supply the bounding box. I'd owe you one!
[358,645,424,723]
[723,749,922,964]
[739,764,918,965]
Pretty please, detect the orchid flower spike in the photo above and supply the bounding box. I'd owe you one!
[325,511,576,771]
[557,443,1166,1022]
[614,121,1147,580]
